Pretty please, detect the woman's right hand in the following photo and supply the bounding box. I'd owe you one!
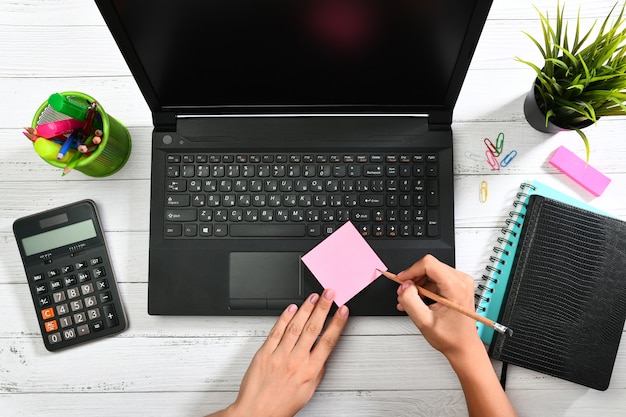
[395,254,482,360]
[395,255,518,417]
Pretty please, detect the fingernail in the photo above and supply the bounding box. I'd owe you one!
[309,293,320,304]
[338,305,349,318]
[323,288,335,301]
[398,281,410,294]
[287,304,298,314]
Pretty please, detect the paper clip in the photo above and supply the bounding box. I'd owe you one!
[484,137,499,156]
[500,150,518,167]
[465,151,485,162]
[479,180,488,203]
[495,132,505,155]
[485,149,500,170]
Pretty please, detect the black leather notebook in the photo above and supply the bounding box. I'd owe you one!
[489,194,626,390]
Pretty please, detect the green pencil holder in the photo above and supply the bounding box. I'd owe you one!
[31,91,132,177]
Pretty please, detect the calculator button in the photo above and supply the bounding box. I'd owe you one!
[77,271,91,282]
[88,308,101,320]
[75,260,88,270]
[35,283,48,295]
[90,257,102,266]
[47,269,61,278]
[44,320,58,332]
[59,316,73,328]
[96,279,109,290]
[77,324,90,336]
[92,320,104,332]
[74,312,87,324]
[64,275,77,286]
[84,296,98,308]
[67,287,81,299]
[56,303,69,315]
[50,279,63,290]
[81,283,95,295]
[48,333,62,344]
[70,300,83,311]
[62,328,76,340]
[99,292,112,303]
[93,267,106,278]
[38,295,51,307]
[103,304,119,328]
[53,291,66,303]
[41,307,55,320]
[33,273,45,282]
[61,265,74,274]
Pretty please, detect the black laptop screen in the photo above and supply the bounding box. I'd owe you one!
[106,0,486,113]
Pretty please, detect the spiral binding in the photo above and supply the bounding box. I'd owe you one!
[474,182,535,312]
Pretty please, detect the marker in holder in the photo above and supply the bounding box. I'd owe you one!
[31,91,132,177]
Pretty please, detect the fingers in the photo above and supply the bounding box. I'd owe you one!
[266,289,348,363]
[311,304,349,364]
[396,280,433,329]
[274,292,322,354]
[295,289,336,350]
[397,254,473,303]
[261,302,299,353]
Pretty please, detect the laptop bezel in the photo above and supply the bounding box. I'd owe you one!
[94,0,492,125]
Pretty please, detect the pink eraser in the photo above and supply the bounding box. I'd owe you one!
[549,146,611,196]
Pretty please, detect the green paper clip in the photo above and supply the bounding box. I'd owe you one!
[495,132,505,155]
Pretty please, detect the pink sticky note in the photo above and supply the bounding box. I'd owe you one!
[549,145,611,196]
[301,221,387,306]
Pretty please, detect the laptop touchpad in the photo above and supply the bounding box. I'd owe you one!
[229,252,304,310]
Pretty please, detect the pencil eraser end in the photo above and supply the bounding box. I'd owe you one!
[549,146,611,196]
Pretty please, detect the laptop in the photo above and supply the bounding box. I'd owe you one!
[94,0,492,315]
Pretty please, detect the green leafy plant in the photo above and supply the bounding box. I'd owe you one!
[517,1,626,161]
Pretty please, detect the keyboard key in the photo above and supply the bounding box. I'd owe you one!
[230,224,306,237]
[165,209,197,222]
[360,195,384,206]
[427,180,439,206]
[427,210,439,237]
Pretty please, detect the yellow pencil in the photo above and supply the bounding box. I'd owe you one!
[378,269,513,337]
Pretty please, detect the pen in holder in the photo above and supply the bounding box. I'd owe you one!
[30,91,132,177]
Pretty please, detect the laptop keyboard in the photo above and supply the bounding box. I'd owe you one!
[164,152,440,239]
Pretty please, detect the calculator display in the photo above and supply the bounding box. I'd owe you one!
[21,219,97,256]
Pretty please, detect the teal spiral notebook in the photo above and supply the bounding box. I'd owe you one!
[475,180,612,344]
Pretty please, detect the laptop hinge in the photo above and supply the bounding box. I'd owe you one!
[427,110,453,126]
[153,112,177,131]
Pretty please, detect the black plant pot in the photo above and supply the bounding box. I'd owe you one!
[523,84,595,133]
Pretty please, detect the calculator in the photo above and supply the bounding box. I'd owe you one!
[13,200,127,351]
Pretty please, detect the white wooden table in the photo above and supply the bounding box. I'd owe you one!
[2,1,626,415]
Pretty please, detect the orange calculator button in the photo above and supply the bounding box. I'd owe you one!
[41,307,55,320]
[44,320,58,333]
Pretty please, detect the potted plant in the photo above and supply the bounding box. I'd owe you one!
[518,1,626,162]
